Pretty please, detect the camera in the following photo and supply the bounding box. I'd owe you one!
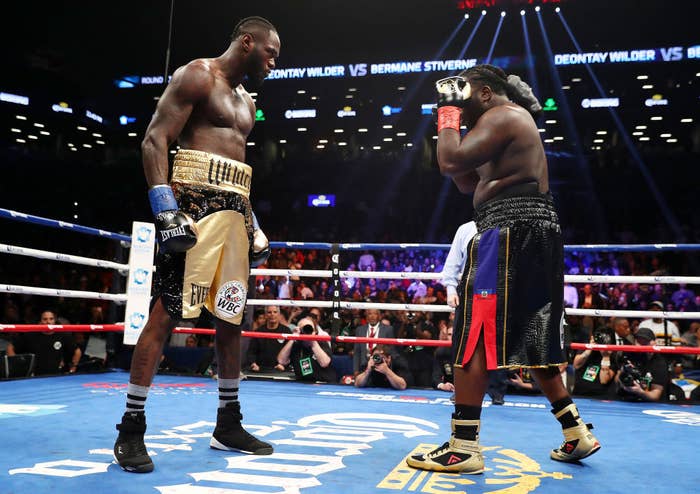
[593,329,614,345]
[406,311,416,321]
[619,359,643,387]
[300,324,314,335]
[372,353,384,365]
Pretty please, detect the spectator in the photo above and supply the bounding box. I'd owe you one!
[277,312,335,382]
[432,319,454,392]
[352,309,394,375]
[615,328,668,402]
[638,300,681,345]
[9,310,81,375]
[246,305,290,373]
[354,345,413,390]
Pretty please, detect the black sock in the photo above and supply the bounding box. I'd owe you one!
[452,405,481,441]
[551,396,573,414]
[551,397,578,429]
[453,405,481,421]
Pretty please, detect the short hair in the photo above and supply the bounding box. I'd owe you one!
[231,16,277,41]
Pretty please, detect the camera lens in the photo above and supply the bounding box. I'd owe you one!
[372,353,383,364]
[301,324,314,335]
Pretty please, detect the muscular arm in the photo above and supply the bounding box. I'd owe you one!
[437,107,513,178]
[141,61,213,187]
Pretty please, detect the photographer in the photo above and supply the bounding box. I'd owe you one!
[277,312,336,383]
[615,328,668,402]
[572,328,617,398]
[396,311,437,387]
[355,345,413,390]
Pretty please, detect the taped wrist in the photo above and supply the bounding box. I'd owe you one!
[148,185,178,216]
[437,106,462,133]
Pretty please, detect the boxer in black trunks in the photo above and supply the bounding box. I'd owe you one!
[114,16,280,473]
[407,64,600,473]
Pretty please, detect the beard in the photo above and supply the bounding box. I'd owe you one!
[245,51,268,87]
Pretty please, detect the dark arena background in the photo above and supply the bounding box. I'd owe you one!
[1,1,699,493]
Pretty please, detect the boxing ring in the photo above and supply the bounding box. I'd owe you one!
[2,208,700,494]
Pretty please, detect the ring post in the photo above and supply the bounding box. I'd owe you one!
[123,222,156,345]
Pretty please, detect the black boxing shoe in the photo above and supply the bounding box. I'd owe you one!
[114,412,154,473]
[210,402,273,455]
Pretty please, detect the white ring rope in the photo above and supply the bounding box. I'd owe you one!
[565,308,700,320]
[252,267,700,285]
[0,284,127,303]
[0,243,129,273]
[246,299,453,312]
[566,274,700,284]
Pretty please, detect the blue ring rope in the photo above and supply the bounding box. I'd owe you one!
[3,208,700,252]
[0,208,131,243]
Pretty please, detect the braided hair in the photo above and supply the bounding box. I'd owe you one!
[460,64,543,118]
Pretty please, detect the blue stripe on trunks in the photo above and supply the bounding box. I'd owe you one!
[474,228,499,293]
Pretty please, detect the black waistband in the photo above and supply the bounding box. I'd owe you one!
[475,182,558,231]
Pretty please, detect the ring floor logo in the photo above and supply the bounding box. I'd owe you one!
[0,404,66,419]
[7,411,570,493]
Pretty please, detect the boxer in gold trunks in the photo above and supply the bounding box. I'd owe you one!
[114,16,280,473]
[407,65,600,474]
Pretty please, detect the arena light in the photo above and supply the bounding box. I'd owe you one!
[544,138,554,143]
[636,125,647,129]
[562,85,571,90]
[642,84,653,89]
[538,128,546,133]
[348,88,357,92]
[382,124,393,129]
[27,135,38,140]
[0,92,29,105]
[596,130,607,135]
[316,144,325,149]
[535,6,541,12]
[632,131,643,136]
[396,132,407,137]
[383,137,393,142]
[500,11,506,17]
[319,139,328,144]
[464,13,469,19]
[660,133,672,138]
[650,116,663,121]
[246,142,255,146]
[92,132,102,138]
[680,118,693,123]
[639,137,650,141]
[279,139,287,144]
[338,142,347,146]
[33,122,44,128]
[546,119,557,124]
[333,129,344,133]
[10,128,21,133]
[127,132,138,137]
[16,115,27,120]
[296,89,306,94]
[571,77,582,82]
[77,126,87,131]
[297,127,307,132]
[372,146,381,150]
[554,136,564,141]
[83,143,92,148]
[667,138,678,143]
[358,128,368,133]
[637,75,649,80]
[397,86,406,91]
[520,10,525,16]
[40,131,50,136]
[96,140,105,145]
[16,138,26,143]
[555,7,561,13]
[593,139,604,143]
[481,10,486,16]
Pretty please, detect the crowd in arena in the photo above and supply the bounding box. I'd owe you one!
[1,247,699,403]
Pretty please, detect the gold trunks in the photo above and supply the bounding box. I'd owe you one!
[172,149,252,198]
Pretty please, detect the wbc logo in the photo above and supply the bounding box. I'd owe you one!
[215,281,247,319]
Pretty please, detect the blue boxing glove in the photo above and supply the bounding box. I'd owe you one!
[148,185,198,253]
[250,210,270,267]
